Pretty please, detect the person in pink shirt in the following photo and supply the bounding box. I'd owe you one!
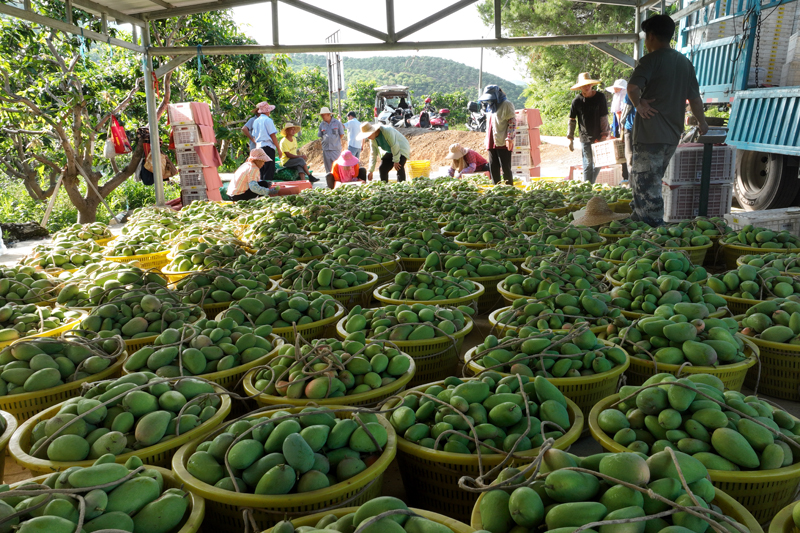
[445,143,488,178]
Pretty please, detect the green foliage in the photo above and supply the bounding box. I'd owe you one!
[421,90,471,128]
[343,79,379,122]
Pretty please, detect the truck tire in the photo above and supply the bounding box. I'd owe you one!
[734,150,799,210]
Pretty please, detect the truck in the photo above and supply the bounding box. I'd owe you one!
[677,0,800,210]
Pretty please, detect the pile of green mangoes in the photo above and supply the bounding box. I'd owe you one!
[103,228,169,257]
[387,233,462,259]
[21,239,104,270]
[721,225,800,249]
[0,304,83,343]
[493,293,623,330]
[376,271,479,301]
[631,227,712,247]
[0,265,59,305]
[441,213,497,233]
[597,218,651,236]
[535,224,604,247]
[169,226,243,249]
[252,233,328,258]
[28,374,221,461]
[383,221,440,239]
[455,222,514,244]
[304,214,346,233]
[501,267,605,299]
[185,407,389,494]
[739,252,800,273]
[739,298,800,344]
[54,262,167,307]
[471,329,627,377]
[326,243,396,267]
[477,449,747,533]
[424,250,517,278]
[317,218,371,238]
[124,319,276,377]
[494,235,556,259]
[592,236,662,262]
[388,375,573,454]
[248,214,308,242]
[608,250,709,284]
[278,259,372,291]
[676,216,732,236]
[271,497,453,533]
[513,213,556,234]
[707,264,800,299]
[523,249,604,278]
[2,456,191,533]
[608,275,727,315]
[76,291,204,340]
[596,374,800,470]
[223,290,341,329]
[609,313,746,366]
[230,250,304,278]
[164,242,248,272]
[0,335,124,395]
[250,337,413,399]
[174,268,273,307]
[52,221,113,241]
[341,303,472,340]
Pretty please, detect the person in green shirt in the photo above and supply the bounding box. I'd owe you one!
[356,122,411,182]
[279,122,315,181]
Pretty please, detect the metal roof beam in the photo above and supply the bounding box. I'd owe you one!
[394,0,480,41]
[148,33,639,56]
[566,0,638,6]
[154,54,192,77]
[590,42,636,66]
[70,0,146,26]
[0,2,144,53]
[671,0,718,20]
[278,0,389,42]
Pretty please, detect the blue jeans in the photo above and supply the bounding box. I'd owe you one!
[581,142,599,184]
[348,146,361,159]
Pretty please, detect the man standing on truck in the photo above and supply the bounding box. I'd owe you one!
[627,14,709,226]
[567,73,611,184]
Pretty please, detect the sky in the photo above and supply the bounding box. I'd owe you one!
[230,0,529,85]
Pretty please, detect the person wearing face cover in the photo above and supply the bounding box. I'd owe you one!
[478,85,516,185]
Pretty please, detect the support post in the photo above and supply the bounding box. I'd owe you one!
[735,0,759,91]
[386,0,395,42]
[478,47,484,97]
[494,0,501,39]
[272,0,279,46]
[101,12,107,34]
[65,0,72,24]
[634,6,643,61]
[141,23,165,207]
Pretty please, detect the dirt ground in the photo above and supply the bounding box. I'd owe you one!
[298,129,581,174]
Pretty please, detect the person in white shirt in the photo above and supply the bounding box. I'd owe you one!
[344,111,362,158]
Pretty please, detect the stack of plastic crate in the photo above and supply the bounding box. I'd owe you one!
[510,109,543,182]
[661,143,736,222]
[780,33,800,86]
[168,102,219,205]
[724,208,800,237]
[591,139,626,186]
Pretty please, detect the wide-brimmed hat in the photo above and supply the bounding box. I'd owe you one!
[571,73,601,90]
[445,143,469,160]
[248,148,272,163]
[281,122,299,136]
[256,101,275,114]
[606,79,628,93]
[319,107,333,115]
[572,196,628,226]
[336,150,359,167]
[356,122,381,141]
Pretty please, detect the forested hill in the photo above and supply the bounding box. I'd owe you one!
[288,53,525,107]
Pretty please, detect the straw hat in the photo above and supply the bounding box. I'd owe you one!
[336,150,359,167]
[356,122,381,141]
[248,148,271,163]
[606,79,628,93]
[319,107,333,115]
[571,73,602,90]
[281,122,299,136]
[571,196,628,226]
[445,143,469,160]
[256,101,275,114]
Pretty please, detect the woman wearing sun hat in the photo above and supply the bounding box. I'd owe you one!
[279,122,315,181]
[445,143,488,178]
[227,148,280,202]
[571,196,628,227]
[326,150,367,189]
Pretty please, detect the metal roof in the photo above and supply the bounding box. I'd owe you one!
[73,0,266,20]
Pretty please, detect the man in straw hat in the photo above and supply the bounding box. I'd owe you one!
[627,14,708,227]
[279,122,316,181]
[571,196,629,227]
[445,143,488,179]
[567,73,611,185]
[318,107,345,174]
[249,101,282,182]
[357,122,411,182]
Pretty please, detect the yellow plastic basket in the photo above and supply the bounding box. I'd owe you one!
[453,238,492,250]
[769,501,799,533]
[718,293,763,316]
[610,199,633,213]
[595,232,631,243]
[335,317,473,387]
[624,335,758,391]
[487,306,609,337]
[359,256,401,284]
[317,272,379,310]
[215,303,347,344]
[664,242,713,265]
[408,160,431,179]
[496,281,527,306]
[743,334,800,401]
[103,250,170,271]
[161,267,198,284]
[264,507,475,533]
[94,236,115,246]
[605,266,626,288]
[720,243,800,270]
[589,394,800,525]
[120,311,205,353]
[0,411,18,482]
[0,310,86,350]
[381,379,584,522]
[471,487,762,533]
[545,206,571,216]
[463,343,630,421]
[400,256,427,272]
[554,237,607,253]
[471,272,511,314]
[620,308,729,321]
[10,389,231,476]
[171,407,396,533]
[8,466,205,533]
[373,281,485,309]
[242,352,415,407]
[0,351,126,423]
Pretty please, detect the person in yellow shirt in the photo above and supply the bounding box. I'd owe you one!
[279,122,316,181]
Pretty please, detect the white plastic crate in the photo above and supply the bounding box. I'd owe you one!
[724,208,800,237]
[179,167,205,189]
[511,149,531,168]
[514,130,530,147]
[591,139,625,167]
[168,103,196,125]
[175,147,203,168]
[662,182,733,222]
[172,125,204,147]
[663,144,736,185]
[514,109,529,129]
[182,188,208,206]
[596,164,625,186]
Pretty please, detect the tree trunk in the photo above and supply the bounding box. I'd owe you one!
[77,195,101,224]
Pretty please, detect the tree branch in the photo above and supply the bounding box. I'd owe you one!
[95,77,142,133]
[98,133,145,197]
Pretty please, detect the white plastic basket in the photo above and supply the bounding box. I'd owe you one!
[167,103,196,125]
[514,130,530,147]
[663,182,733,222]
[596,164,624,186]
[179,167,205,189]
[182,188,208,205]
[662,144,736,185]
[591,139,625,167]
[511,149,531,168]
[172,125,203,147]
[724,208,800,237]
[175,147,203,168]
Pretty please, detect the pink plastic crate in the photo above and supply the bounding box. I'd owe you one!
[591,139,625,167]
[596,164,625,186]
[663,144,736,185]
[662,182,733,222]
